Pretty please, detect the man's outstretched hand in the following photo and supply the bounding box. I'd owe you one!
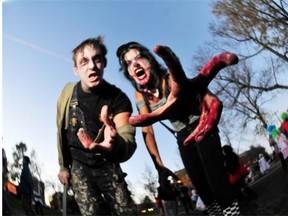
[129,46,238,145]
[77,105,117,151]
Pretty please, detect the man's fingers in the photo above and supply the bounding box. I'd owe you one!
[77,128,94,148]
[100,105,110,125]
[89,142,98,150]
[100,105,116,136]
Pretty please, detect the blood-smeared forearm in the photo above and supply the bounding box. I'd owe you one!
[183,95,223,145]
[129,94,177,126]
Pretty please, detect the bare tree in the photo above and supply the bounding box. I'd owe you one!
[219,61,282,136]
[9,141,27,183]
[211,0,288,61]
[30,149,42,182]
[141,165,158,200]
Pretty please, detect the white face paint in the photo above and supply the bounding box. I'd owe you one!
[124,49,151,86]
[73,45,105,93]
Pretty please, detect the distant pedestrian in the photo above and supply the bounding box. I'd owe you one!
[268,124,288,168]
[155,196,165,216]
[222,145,257,201]
[2,148,12,216]
[280,112,288,138]
[276,132,288,160]
[162,199,178,216]
[176,181,194,214]
[258,153,270,174]
[20,156,34,216]
[269,134,287,170]
[158,179,178,216]
[191,189,198,204]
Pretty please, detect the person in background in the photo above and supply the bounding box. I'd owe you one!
[117,41,240,215]
[20,156,34,216]
[158,178,179,216]
[268,124,288,164]
[269,134,287,170]
[191,188,198,205]
[258,153,270,174]
[57,36,137,215]
[176,181,194,215]
[2,148,12,216]
[155,195,165,216]
[222,145,257,201]
[280,112,288,138]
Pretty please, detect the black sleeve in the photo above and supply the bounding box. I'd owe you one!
[112,88,133,116]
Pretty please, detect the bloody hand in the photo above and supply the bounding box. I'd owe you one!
[129,46,238,145]
[77,105,116,150]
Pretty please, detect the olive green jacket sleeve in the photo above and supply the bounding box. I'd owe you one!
[56,82,76,171]
[108,124,137,163]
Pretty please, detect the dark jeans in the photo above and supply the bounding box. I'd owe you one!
[278,152,288,170]
[177,127,236,209]
[34,201,43,215]
[3,190,12,216]
[71,160,136,216]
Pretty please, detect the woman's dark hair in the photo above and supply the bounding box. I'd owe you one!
[116,42,167,92]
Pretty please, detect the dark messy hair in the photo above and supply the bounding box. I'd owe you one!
[72,36,107,67]
[116,42,167,92]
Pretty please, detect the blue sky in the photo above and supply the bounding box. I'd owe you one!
[2,0,215,202]
[3,0,287,204]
